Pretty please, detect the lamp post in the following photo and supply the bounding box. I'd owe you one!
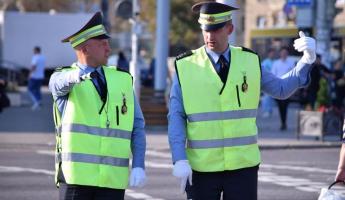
[115,0,141,97]
[154,0,170,91]
[130,0,141,98]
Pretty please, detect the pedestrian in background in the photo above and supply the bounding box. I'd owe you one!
[0,75,10,113]
[168,2,316,200]
[49,12,146,200]
[303,54,331,110]
[117,51,129,71]
[271,47,296,130]
[28,46,45,110]
[261,48,275,117]
[331,59,345,110]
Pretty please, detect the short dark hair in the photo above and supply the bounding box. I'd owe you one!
[34,46,41,53]
[280,46,289,52]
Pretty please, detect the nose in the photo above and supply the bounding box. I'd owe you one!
[104,40,111,52]
[205,31,215,40]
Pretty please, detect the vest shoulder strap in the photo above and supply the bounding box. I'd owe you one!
[106,66,133,84]
[116,67,131,75]
[176,50,193,61]
[54,66,73,72]
[240,47,262,77]
[241,47,258,55]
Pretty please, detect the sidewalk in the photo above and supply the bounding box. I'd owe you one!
[0,87,341,150]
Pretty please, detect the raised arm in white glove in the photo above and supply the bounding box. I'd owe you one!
[129,167,146,188]
[172,160,192,193]
[293,31,316,64]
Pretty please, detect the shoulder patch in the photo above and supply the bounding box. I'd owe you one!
[54,66,72,72]
[241,47,258,55]
[176,50,193,61]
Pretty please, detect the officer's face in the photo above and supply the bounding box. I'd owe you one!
[202,23,233,53]
[84,39,111,66]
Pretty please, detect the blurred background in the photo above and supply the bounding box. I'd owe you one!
[0,1,344,200]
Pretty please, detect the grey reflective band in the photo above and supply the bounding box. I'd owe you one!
[56,152,129,167]
[187,109,257,122]
[188,135,257,149]
[60,123,131,140]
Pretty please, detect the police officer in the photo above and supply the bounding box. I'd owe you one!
[49,12,146,200]
[168,2,316,200]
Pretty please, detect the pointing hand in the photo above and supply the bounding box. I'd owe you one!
[293,31,316,64]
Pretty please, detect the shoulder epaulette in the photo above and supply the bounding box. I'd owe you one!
[241,47,258,55]
[54,66,72,72]
[116,67,131,75]
[176,50,193,61]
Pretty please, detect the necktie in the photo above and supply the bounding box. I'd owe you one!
[218,55,229,83]
[92,69,107,102]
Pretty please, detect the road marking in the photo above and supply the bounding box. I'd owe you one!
[37,150,54,156]
[146,150,171,159]
[261,164,335,174]
[126,189,165,200]
[146,161,171,169]
[0,165,54,175]
[0,165,165,200]
[259,170,345,195]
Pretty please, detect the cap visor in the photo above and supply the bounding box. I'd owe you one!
[201,22,226,31]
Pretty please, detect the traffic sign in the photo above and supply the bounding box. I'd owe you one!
[287,0,313,7]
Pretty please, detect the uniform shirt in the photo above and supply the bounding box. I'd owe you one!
[49,63,146,169]
[205,47,230,72]
[30,54,46,79]
[271,57,296,77]
[168,46,312,163]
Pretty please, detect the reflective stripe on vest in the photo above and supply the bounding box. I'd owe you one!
[56,152,129,167]
[188,135,257,149]
[60,123,131,140]
[176,46,261,172]
[187,109,257,122]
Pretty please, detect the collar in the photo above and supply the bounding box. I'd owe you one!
[77,62,102,74]
[205,45,230,64]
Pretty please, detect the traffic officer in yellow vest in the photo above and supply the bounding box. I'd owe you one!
[168,2,316,200]
[49,12,146,200]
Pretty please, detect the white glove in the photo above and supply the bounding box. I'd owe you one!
[129,167,146,188]
[172,160,192,193]
[293,31,316,64]
[80,71,97,81]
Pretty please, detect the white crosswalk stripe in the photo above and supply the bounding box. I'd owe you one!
[0,164,165,200]
[35,149,345,197]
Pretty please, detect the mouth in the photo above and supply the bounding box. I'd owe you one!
[208,41,216,46]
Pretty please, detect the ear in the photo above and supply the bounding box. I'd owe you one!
[81,44,89,55]
[227,23,234,35]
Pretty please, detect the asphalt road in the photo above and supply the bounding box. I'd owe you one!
[0,139,343,200]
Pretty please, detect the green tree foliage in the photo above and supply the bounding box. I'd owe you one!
[141,0,203,55]
[316,78,330,109]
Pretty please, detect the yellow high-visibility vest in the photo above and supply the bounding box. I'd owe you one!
[53,64,134,189]
[176,46,261,172]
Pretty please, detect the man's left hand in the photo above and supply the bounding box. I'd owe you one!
[293,31,316,64]
[129,167,146,188]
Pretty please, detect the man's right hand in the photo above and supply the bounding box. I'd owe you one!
[172,160,192,193]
